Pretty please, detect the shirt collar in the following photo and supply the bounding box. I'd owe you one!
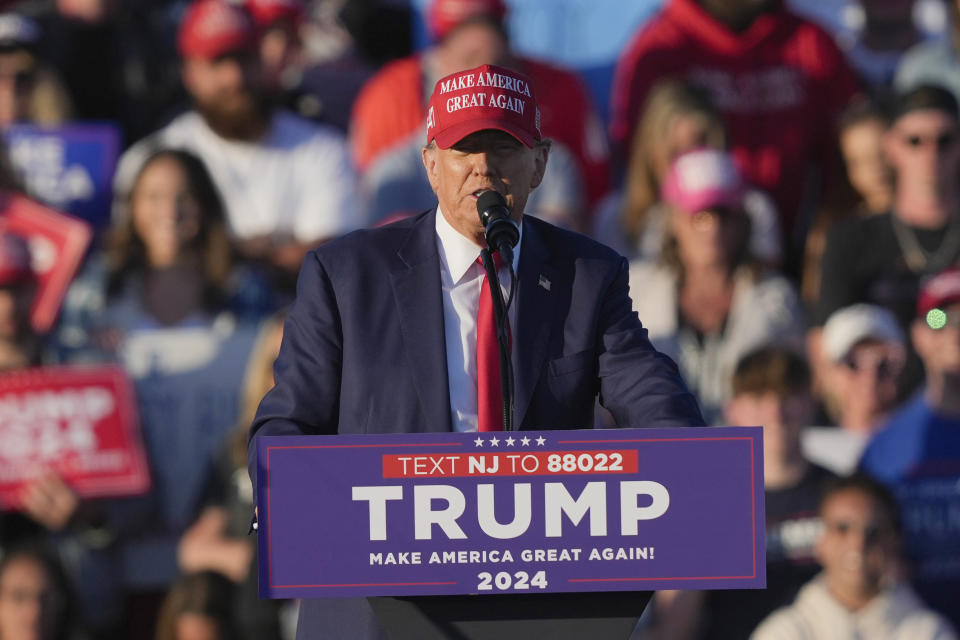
[435,206,523,284]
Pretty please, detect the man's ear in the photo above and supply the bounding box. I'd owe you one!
[530,141,550,190]
[422,145,440,194]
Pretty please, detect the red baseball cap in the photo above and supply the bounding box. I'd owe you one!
[917,267,960,317]
[246,0,306,29]
[178,0,257,59]
[426,63,541,149]
[428,0,507,40]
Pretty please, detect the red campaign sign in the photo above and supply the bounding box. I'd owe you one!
[0,365,151,510]
[0,193,93,333]
[382,450,639,478]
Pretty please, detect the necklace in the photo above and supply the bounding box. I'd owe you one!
[890,211,960,273]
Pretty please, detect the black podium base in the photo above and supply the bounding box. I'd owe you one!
[368,591,652,640]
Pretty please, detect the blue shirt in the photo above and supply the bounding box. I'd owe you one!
[860,392,960,630]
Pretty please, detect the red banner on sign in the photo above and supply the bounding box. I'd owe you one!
[381,450,639,478]
[0,193,92,333]
[0,365,150,510]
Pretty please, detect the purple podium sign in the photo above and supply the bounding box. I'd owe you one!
[256,427,765,599]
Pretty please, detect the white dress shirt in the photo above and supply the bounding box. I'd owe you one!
[435,207,521,432]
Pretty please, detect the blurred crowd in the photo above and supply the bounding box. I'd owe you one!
[0,0,958,638]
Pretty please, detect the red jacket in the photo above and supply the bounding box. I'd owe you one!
[350,54,611,208]
[609,0,860,236]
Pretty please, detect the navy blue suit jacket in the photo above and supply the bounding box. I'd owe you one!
[248,210,703,638]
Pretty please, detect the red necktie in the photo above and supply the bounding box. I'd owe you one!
[477,253,509,431]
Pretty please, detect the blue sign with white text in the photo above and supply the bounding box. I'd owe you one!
[257,426,766,599]
[5,123,121,228]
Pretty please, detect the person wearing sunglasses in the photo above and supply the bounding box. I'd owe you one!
[803,304,907,475]
[813,84,960,400]
[752,473,957,640]
[859,266,960,632]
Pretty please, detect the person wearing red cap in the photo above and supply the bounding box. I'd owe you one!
[245,0,307,94]
[248,62,703,639]
[349,0,610,218]
[112,0,363,283]
[859,266,960,632]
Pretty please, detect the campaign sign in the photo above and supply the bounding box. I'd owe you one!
[257,427,765,598]
[0,365,150,510]
[5,123,121,228]
[1,193,93,333]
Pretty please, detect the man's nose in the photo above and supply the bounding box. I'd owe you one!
[846,526,869,552]
[218,58,247,88]
[470,151,495,176]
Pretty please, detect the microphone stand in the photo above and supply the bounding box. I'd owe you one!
[480,247,516,430]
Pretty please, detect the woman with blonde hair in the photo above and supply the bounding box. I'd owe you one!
[594,79,724,254]
[593,78,781,266]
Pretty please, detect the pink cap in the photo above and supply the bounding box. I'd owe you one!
[426,63,541,149]
[661,148,745,215]
[428,0,507,40]
[178,0,257,59]
[917,267,960,317]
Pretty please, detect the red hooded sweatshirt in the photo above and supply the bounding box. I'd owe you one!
[610,0,860,238]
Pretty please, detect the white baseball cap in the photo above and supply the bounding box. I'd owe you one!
[822,304,905,363]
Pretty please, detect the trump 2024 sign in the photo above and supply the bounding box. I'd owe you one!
[256,427,765,598]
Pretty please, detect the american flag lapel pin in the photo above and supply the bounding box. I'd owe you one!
[538,274,551,291]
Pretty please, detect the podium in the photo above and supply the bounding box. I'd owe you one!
[368,591,652,639]
[256,427,765,639]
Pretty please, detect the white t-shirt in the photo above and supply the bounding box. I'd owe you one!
[114,109,363,243]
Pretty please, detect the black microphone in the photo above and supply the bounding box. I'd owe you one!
[476,190,519,265]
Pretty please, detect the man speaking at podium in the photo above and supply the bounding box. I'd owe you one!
[248,63,704,638]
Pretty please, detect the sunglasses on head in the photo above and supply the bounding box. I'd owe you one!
[902,131,959,151]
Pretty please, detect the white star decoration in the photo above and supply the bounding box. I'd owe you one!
[474,435,542,446]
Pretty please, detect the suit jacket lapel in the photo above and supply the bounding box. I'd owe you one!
[513,219,557,428]
[391,210,453,432]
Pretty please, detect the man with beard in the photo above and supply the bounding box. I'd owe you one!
[113,0,362,280]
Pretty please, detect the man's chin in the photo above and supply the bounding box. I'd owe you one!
[195,98,271,141]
